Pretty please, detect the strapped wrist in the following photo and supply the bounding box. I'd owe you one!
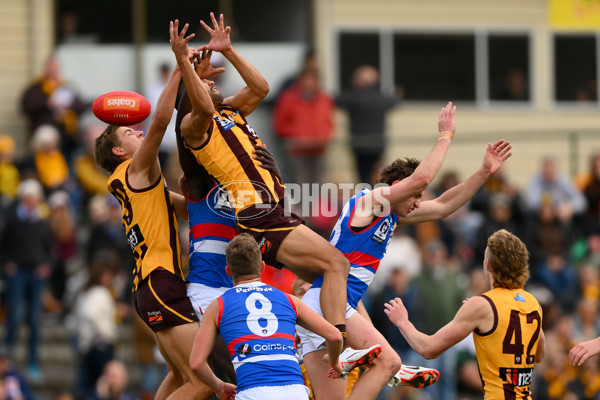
[439,131,453,140]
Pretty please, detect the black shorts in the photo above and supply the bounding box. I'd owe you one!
[236,203,304,268]
[133,270,198,332]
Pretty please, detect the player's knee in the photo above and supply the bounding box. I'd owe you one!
[327,250,350,275]
[379,349,402,378]
[166,369,184,387]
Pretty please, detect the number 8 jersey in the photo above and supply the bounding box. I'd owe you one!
[217,282,304,392]
[474,288,542,400]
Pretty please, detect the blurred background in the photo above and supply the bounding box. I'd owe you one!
[2,0,600,399]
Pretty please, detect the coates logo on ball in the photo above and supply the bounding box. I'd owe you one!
[104,97,140,111]
[92,90,151,126]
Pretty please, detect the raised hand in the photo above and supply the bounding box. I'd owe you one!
[384,297,409,327]
[482,139,512,175]
[170,20,196,62]
[200,12,232,53]
[193,46,226,79]
[438,102,456,135]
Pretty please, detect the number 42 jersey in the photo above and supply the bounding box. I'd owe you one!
[474,288,542,400]
[217,282,304,392]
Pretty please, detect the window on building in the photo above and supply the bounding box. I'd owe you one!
[57,0,309,44]
[393,33,475,101]
[146,1,219,43]
[338,33,380,91]
[57,0,133,44]
[488,35,530,101]
[554,35,597,102]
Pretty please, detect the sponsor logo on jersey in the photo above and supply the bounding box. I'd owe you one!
[499,367,533,387]
[235,286,273,293]
[371,220,390,244]
[252,343,295,352]
[214,115,235,131]
[514,292,526,302]
[127,224,144,250]
[147,310,163,324]
[258,237,272,255]
[104,97,140,111]
[237,343,252,357]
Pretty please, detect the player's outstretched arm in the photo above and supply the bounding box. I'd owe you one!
[201,12,269,116]
[384,296,488,359]
[291,295,343,377]
[400,139,512,224]
[354,102,455,224]
[128,65,182,184]
[170,19,215,149]
[190,301,237,400]
[569,336,600,366]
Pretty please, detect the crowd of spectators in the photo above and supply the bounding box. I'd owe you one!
[3,56,600,400]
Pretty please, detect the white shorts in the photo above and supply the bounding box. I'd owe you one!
[236,384,310,400]
[296,287,356,355]
[187,283,229,324]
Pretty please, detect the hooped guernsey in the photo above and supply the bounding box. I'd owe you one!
[474,288,542,400]
[310,189,399,308]
[187,183,236,288]
[184,105,285,214]
[108,159,184,291]
[217,281,304,392]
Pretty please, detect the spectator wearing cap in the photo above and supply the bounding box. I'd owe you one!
[0,179,54,383]
[30,125,69,194]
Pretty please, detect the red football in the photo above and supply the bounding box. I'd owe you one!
[92,90,151,126]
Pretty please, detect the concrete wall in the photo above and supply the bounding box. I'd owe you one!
[315,0,600,189]
[0,0,54,153]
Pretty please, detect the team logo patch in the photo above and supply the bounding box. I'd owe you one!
[371,220,390,244]
[147,310,163,324]
[237,343,252,357]
[216,188,234,214]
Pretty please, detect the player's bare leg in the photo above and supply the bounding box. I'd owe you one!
[155,322,214,400]
[303,349,347,400]
[304,312,401,400]
[276,224,350,327]
[154,337,182,400]
[345,312,401,400]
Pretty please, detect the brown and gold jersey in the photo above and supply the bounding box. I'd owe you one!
[108,160,183,291]
[474,288,542,400]
[185,105,285,214]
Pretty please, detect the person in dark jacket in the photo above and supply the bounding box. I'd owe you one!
[1,179,54,383]
[336,65,399,184]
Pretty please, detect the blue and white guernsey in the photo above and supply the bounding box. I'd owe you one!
[187,184,237,289]
[311,189,398,308]
[217,282,304,392]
